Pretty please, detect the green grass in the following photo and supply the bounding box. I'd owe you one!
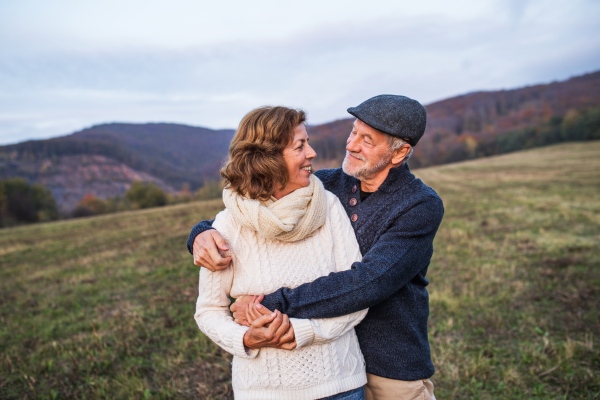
[418,142,600,399]
[1,142,599,399]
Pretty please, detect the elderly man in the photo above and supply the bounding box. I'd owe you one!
[187,95,444,400]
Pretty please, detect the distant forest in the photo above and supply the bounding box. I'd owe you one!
[306,71,600,169]
[410,104,600,168]
[0,69,599,220]
[0,124,235,191]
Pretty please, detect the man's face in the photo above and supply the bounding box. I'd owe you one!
[342,119,393,180]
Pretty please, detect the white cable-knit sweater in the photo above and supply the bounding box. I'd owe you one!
[195,191,367,400]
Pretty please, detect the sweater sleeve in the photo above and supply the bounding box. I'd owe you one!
[261,196,444,319]
[288,195,368,348]
[187,219,215,255]
[194,212,258,359]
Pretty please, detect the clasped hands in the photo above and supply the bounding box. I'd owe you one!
[193,230,296,350]
[234,295,297,350]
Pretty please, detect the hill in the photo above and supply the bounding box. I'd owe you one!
[0,142,598,399]
[413,69,600,167]
[0,123,235,212]
[308,70,600,168]
[1,70,599,213]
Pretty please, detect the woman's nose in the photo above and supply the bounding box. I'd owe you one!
[306,144,317,159]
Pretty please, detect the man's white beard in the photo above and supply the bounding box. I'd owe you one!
[342,151,392,180]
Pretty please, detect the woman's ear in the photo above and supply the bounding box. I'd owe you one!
[391,144,411,165]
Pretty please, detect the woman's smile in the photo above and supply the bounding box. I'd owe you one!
[274,123,317,199]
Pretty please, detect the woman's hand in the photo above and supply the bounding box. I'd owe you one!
[243,310,296,350]
[231,295,270,326]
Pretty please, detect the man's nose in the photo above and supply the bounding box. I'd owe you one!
[346,134,360,153]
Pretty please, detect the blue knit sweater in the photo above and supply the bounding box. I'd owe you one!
[187,163,444,381]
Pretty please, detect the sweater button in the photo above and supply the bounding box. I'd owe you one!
[351,214,358,222]
[349,198,357,206]
[352,185,357,193]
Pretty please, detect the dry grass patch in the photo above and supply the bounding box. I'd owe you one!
[417,142,600,399]
[1,143,599,399]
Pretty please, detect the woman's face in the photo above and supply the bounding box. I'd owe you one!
[275,124,317,199]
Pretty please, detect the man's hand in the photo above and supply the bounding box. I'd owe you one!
[231,295,271,326]
[193,230,232,272]
[243,310,296,351]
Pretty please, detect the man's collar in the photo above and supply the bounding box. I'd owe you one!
[344,163,415,194]
[372,163,415,194]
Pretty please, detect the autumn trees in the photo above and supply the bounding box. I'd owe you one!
[0,178,59,227]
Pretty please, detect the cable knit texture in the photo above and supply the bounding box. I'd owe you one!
[195,184,367,400]
[222,174,327,242]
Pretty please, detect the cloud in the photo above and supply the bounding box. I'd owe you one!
[0,0,599,144]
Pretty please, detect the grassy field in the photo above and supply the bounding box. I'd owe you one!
[1,142,599,399]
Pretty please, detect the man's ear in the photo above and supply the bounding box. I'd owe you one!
[391,145,411,165]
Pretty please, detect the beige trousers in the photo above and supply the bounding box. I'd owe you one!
[364,373,436,400]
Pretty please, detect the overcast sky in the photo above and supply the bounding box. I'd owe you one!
[1,0,599,145]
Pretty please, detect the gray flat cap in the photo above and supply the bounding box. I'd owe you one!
[347,94,427,146]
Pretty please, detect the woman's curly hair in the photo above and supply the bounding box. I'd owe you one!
[221,106,306,200]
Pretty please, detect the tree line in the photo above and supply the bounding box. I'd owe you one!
[73,180,223,217]
[0,178,60,227]
[2,105,599,228]
[410,105,600,168]
[0,179,224,228]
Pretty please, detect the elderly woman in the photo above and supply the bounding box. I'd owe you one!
[194,106,367,400]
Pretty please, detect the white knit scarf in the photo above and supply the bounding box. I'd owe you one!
[222,174,328,242]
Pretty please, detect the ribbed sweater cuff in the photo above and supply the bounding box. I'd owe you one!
[289,318,314,349]
[231,326,259,359]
